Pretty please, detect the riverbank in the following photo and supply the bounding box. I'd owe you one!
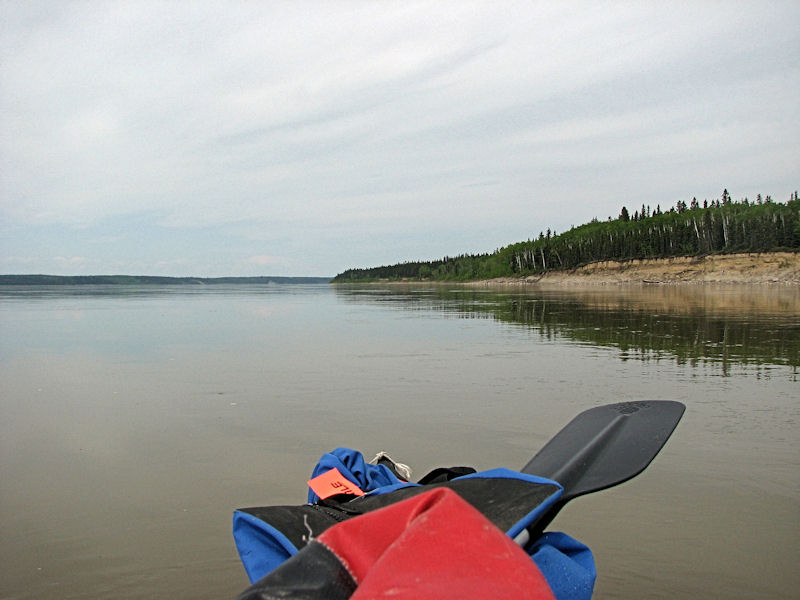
[469,252,800,286]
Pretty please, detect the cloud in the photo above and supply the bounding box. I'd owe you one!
[1,1,798,276]
[248,255,281,266]
[54,256,88,265]
[155,259,189,268]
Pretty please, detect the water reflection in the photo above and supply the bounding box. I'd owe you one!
[0,283,326,301]
[1,283,797,600]
[334,284,800,372]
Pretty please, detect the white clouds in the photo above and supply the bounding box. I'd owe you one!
[54,255,88,265]
[1,1,798,275]
[248,255,280,266]
[62,106,121,148]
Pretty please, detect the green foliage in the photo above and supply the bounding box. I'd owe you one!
[332,191,800,282]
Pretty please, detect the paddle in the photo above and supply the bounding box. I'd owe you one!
[234,401,685,572]
[514,400,685,545]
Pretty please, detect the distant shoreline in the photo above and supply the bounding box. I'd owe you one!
[337,252,800,286]
[6,252,798,287]
[0,275,332,285]
[467,252,800,286]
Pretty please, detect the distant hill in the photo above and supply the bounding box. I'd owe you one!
[333,191,799,282]
[0,275,332,285]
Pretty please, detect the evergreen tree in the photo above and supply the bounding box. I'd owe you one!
[333,191,799,282]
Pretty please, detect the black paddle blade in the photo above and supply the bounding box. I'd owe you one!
[521,401,685,502]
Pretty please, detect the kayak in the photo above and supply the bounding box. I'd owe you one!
[232,401,684,600]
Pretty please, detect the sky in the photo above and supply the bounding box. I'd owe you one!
[1,1,798,277]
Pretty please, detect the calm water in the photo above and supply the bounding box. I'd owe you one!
[1,283,798,599]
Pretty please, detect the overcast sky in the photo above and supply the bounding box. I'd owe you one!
[1,1,798,277]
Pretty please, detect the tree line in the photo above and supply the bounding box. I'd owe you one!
[333,190,799,282]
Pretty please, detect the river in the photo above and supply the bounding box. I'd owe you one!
[0,283,797,599]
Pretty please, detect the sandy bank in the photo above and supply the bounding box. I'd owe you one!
[472,252,800,286]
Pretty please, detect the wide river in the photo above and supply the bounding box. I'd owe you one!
[1,283,798,599]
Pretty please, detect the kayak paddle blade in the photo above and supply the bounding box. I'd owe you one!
[521,401,685,502]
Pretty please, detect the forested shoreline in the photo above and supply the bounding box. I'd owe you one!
[333,191,800,282]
